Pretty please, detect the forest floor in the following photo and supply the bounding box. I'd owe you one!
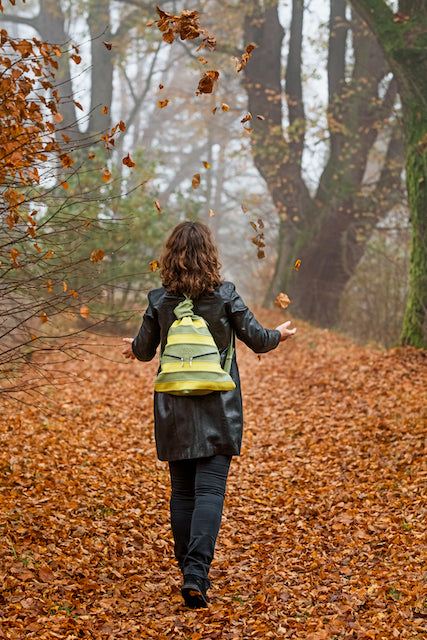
[1,310,426,640]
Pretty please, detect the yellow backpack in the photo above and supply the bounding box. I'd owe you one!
[154,295,235,396]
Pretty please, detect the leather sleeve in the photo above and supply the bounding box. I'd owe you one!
[226,283,281,353]
[132,292,161,361]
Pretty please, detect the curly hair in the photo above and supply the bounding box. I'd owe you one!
[160,221,223,298]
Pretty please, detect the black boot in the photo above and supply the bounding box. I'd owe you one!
[181,574,210,609]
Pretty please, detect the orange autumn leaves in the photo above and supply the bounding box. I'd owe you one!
[2,327,425,638]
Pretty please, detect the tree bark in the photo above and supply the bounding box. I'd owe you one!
[350,0,427,346]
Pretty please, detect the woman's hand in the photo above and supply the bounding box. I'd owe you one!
[275,320,297,342]
[122,337,136,359]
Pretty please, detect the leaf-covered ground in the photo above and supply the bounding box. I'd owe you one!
[1,312,426,639]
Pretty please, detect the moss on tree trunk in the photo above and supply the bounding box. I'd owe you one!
[400,107,427,347]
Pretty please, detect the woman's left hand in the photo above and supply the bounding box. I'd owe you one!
[122,338,136,359]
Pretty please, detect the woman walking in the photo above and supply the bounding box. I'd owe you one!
[122,221,296,608]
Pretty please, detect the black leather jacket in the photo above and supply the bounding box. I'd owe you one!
[132,281,281,461]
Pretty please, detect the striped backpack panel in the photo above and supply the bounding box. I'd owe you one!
[154,296,236,396]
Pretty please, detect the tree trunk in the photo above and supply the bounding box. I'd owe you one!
[243,0,401,325]
[350,0,427,346]
[87,0,113,134]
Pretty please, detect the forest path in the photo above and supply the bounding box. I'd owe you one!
[1,311,426,639]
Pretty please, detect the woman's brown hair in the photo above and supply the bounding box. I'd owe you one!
[160,221,223,298]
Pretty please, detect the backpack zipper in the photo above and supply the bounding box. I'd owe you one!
[165,352,218,367]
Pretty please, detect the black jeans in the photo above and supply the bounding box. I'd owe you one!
[168,454,232,584]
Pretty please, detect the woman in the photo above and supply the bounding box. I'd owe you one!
[122,221,296,608]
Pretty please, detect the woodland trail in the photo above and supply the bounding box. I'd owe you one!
[1,310,426,639]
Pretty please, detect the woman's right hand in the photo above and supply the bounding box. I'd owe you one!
[275,320,297,342]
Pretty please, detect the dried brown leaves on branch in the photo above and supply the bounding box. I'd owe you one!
[1,316,426,638]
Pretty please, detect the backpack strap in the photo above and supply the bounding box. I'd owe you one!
[224,330,234,375]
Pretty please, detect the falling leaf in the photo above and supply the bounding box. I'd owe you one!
[221,103,230,111]
[212,107,217,115]
[103,41,112,50]
[196,70,219,95]
[209,209,215,216]
[241,112,252,123]
[122,153,135,168]
[61,154,73,168]
[41,312,48,323]
[44,250,53,259]
[202,161,210,169]
[46,281,52,292]
[234,43,255,72]
[155,200,161,213]
[242,203,249,213]
[157,99,169,108]
[90,249,105,263]
[275,292,291,309]
[159,83,164,89]
[256,114,265,120]
[88,153,95,159]
[63,281,67,292]
[102,106,108,114]
[149,260,160,272]
[294,259,301,271]
[80,305,90,318]
[162,29,175,44]
[102,169,111,182]
[10,248,20,263]
[192,173,201,189]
